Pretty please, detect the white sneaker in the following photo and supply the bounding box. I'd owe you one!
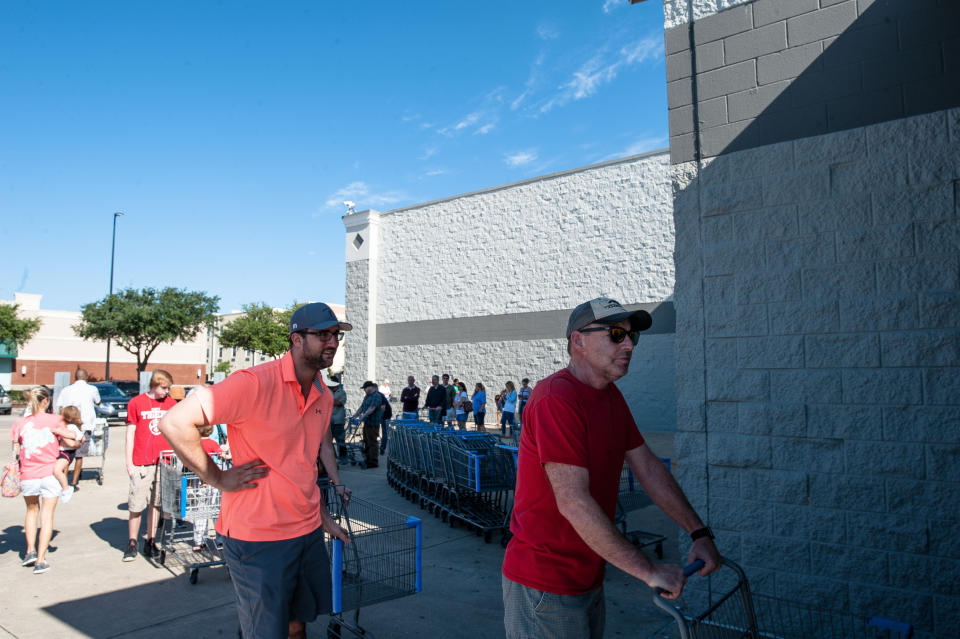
[60,486,74,503]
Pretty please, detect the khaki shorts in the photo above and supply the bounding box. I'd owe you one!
[128,464,162,512]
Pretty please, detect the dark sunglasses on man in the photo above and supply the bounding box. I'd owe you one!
[577,325,640,345]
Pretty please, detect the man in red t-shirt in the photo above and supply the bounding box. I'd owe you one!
[159,302,352,639]
[502,297,721,639]
[123,369,175,562]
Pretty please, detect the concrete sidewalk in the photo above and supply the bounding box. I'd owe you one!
[0,416,684,638]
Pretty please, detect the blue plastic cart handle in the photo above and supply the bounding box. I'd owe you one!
[331,539,343,614]
[868,617,914,637]
[406,516,423,593]
[180,475,188,519]
[684,559,704,576]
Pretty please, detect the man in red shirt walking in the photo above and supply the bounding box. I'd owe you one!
[159,303,351,639]
[502,297,720,639]
[123,369,176,561]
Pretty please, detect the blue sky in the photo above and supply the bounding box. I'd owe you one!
[1,0,669,313]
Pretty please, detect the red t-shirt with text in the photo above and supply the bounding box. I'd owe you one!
[127,393,176,466]
[502,368,644,595]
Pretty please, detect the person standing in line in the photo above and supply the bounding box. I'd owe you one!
[500,381,517,438]
[380,379,392,403]
[327,373,348,459]
[517,378,533,424]
[159,302,352,639]
[424,376,445,424]
[11,386,82,574]
[502,298,720,638]
[400,376,420,420]
[472,383,487,432]
[53,368,101,490]
[454,381,470,430]
[379,391,392,455]
[123,370,176,561]
[352,381,385,468]
[441,373,456,427]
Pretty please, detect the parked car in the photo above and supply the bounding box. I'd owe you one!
[0,383,12,415]
[92,382,132,422]
[109,380,142,397]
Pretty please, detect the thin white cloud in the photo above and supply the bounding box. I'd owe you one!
[323,181,407,210]
[511,52,546,111]
[504,150,538,167]
[420,146,438,160]
[537,23,559,40]
[602,0,626,13]
[424,169,446,177]
[540,37,662,113]
[600,135,669,161]
[475,120,497,135]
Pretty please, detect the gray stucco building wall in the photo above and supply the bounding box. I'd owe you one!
[343,152,679,431]
[665,0,959,635]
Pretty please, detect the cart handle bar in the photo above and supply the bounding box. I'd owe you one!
[653,560,704,596]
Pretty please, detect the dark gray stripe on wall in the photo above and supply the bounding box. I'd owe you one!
[665,0,960,164]
[376,302,675,347]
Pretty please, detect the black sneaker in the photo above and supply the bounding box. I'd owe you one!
[142,538,160,558]
[122,540,138,562]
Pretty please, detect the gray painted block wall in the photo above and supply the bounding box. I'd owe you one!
[666,0,960,632]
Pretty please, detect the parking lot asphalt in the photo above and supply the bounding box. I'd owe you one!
[0,414,683,639]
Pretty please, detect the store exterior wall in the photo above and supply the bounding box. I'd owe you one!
[664,0,959,634]
[343,152,679,431]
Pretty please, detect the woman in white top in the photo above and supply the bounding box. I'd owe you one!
[454,382,470,430]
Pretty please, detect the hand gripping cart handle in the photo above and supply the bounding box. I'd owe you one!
[651,557,914,639]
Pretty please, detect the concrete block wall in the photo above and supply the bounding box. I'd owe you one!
[666,0,960,635]
[343,153,679,426]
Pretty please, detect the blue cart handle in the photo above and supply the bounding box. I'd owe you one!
[684,559,704,577]
[654,560,705,596]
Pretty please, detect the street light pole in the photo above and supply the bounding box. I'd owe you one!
[104,211,124,380]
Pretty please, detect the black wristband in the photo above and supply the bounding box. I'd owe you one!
[690,527,714,542]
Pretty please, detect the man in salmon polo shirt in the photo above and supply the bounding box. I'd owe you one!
[502,297,721,639]
[124,369,176,562]
[160,303,352,639]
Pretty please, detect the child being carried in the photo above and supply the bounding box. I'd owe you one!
[51,406,85,503]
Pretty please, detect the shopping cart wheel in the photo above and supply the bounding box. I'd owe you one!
[484,530,493,543]
[159,550,166,565]
[189,568,198,584]
[97,475,103,486]
[327,621,341,638]
[655,542,663,559]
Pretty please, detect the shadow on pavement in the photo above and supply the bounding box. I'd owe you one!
[42,577,236,638]
[0,524,25,557]
[91,516,132,552]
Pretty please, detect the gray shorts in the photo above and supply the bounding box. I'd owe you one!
[502,575,605,639]
[224,527,331,639]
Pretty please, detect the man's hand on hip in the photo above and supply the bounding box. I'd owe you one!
[215,459,269,491]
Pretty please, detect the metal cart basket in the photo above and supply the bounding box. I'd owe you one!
[156,450,229,584]
[322,484,423,639]
[651,557,914,639]
[80,418,109,485]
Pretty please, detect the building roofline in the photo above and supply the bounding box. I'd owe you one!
[379,148,668,217]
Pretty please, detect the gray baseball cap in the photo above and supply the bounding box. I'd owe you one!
[289,303,353,334]
[565,297,653,337]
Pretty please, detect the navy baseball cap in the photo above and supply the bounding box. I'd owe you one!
[565,297,653,337]
[289,303,353,334]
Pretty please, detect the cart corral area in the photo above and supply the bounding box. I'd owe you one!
[0,415,682,639]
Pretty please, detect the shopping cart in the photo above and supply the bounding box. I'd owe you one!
[342,418,369,469]
[156,450,229,584]
[615,461,668,559]
[80,418,109,485]
[321,483,423,639]
[651,557,914,639]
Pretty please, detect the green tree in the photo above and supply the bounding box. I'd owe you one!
[0,303,42,352]
[213,360,232,375]
[219,301,308,359]
[219,303,290,359]
[74,287,220,374]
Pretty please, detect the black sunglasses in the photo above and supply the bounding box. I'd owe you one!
[578,325,639,345]
[299,330,344,343]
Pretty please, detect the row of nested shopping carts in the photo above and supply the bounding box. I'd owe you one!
[386,420,515,542]
[155,450,423,638]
